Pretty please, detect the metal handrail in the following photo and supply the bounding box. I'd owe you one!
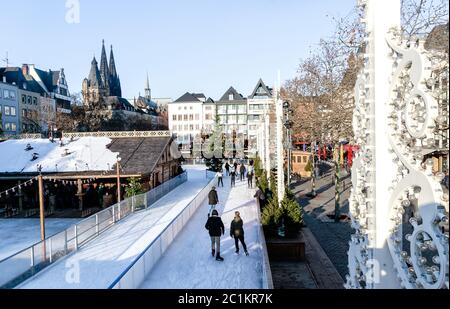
[0,172,188,288]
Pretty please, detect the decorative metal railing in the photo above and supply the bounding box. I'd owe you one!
[62,131,171,139]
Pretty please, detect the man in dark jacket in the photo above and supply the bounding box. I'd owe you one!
[208,187,219,216]
[230,211,249,256]
[205,210,225,261]
[240,164,246,182]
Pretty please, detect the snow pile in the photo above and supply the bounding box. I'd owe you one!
[0,138,119,173]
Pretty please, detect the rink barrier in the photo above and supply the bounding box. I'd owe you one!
[108,174,218,289]
[255,198,274,289]
[0,172,188,289]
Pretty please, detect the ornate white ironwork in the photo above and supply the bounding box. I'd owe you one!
[347,0,449,289]
[62,131,171,139]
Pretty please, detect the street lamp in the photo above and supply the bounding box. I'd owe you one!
[283,101,293,187]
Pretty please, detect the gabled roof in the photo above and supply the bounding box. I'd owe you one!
[219,87,245,102]
[248,78,273,99]
[0,67,46,94]
[205,97,215,104]
[174,92,202,103]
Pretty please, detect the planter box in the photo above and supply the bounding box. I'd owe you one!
[265,231,306,262]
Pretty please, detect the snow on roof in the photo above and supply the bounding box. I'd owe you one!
[0,137,119,174]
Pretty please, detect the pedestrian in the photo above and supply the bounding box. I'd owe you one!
[240,164,246,182]
[225,162,230,176]
[230,211,249,256]
[230,169,236,187]
[254,187,266,211]
[205,209,225,261]
[217,170,224,187]
[247,170,254,188]
[208,186,219,216]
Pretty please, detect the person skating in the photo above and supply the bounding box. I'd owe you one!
[230,168,236,187]
[240,164,246,182]
[247,170,254,188]
[225,162,230,176]
[217,170,224,187]
[230,211,249,256]
[208,186,219,216]
[205,210,225,261]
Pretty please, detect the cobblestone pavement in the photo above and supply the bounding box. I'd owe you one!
[291,164,354,280]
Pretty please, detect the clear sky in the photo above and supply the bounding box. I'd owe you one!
[1,0,356,101]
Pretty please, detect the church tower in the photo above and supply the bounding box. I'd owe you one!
[145,73,151,100]
[82,56,105,105]
[109,45,122,97]
[99,40,110,95]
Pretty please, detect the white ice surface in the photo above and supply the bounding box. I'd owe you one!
[0,137,118,173]
[140,174,264,289]
[18,166,211,289]
[0,219,80,261]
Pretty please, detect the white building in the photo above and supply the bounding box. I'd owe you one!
[168,92,208,153]
[247,79,274,158]
[169,79,275,159]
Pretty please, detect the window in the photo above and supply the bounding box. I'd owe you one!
[229,94,234,101]
[195,114,199,121]
[10,91,16,99]
[178,106,182,111]
[238,105,247,114]
[205,106,212,111]
[33,97,37,105]
[0,88,2,98]
[27,96,31,104]
[173,115,177,121]
[172,125,177,130]
[228,115,237,123]
[11,107,16,116]
[303,157,308,163]
[4,106,10,116]
[22,109,27,117]
[11,123,17,132]
[205,114,212,121]
[189,125,194,131]
[184,115,188,121]
[184,106,187,110]
[178,125,182,131]
[196,124,200,130]
[190,106,193,110]
[22,124,28,131]
[184,125,188,131]
[178,115,182,121]
[189,114,194,121]
[229,105,237,112]
[21,95,26,104]
[238,115,247,124]
[218,105,226,114]
[5,123,11,131]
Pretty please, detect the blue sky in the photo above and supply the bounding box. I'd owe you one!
[1,0,355,100]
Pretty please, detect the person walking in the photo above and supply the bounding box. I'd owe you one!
[230,168,236,188]
[217,170,224,187]
[230,211,249,256]
[208,186,219,216]
[205,210,225,261]
[225,162,230,176]
[240,164,246,182]
[247,170,254,189]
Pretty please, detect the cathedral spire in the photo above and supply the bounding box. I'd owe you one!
[100,40,110,94]
[145,72,151,100]
[109,45,118,78]
[87,56,102,87]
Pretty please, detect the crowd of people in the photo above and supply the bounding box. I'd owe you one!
[205,160,255,262]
